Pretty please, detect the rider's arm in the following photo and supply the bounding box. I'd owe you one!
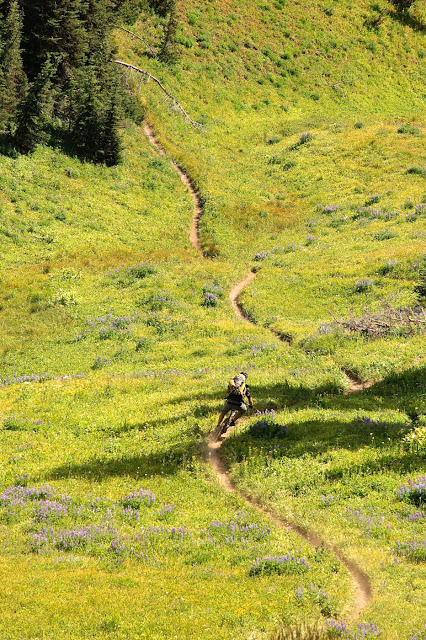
[245,386,254,407]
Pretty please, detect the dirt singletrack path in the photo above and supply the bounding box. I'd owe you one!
[206,436,371,622]
[144,119,373,625]
[144,122,203,255]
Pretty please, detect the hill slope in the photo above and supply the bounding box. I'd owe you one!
[0,0,425,638]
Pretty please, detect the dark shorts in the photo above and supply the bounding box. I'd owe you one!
[221,399,247,414]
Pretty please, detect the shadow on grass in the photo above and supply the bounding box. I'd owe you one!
[389,7,426,33]
[323,364,425,415]
[223,363,425,477]
[44,441,198,481]
[0,134,19,159]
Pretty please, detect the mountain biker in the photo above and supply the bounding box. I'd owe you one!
[216,371,253,432]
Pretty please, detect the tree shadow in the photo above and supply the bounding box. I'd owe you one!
[322,364,425,415]
[222,363,425,478]
[0,134,20,159]
[43,440,198,482]
[389,7,425,33]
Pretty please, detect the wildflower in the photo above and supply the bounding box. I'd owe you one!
[202,292,219,307]
[249,554,309,576]
[254,250,270,261]
[324,205,339,213]
[355,279,374,292]
[397,477,426,506]
[120,488,156,509]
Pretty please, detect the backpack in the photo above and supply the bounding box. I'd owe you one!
[228,374,246,398]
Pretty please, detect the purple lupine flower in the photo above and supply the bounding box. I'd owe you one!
[398,477,426,505]
[356,279,374,292]
[249,417,287,439]
[254,250,270,261]
[120,488,156,509]
[121,506,140,520]
[33,500,67,522]
[324,205,339,213]
[249,554,309,576]
[354,621,382,638]
[157,504,176,518]
[0,484,55,505]
[402,511,425,522]
[202,292,219,307]
[394,539,426,562]
[325,618,349,633]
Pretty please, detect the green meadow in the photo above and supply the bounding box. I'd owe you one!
[1,0,425,638]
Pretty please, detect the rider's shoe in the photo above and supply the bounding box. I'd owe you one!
[228,419,236,427]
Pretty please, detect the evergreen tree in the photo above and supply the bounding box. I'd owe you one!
[0,0,26,130]
[102,89,123,166]
[1,0,129,162]
[67,65,103,160]
[13,57,56,153]
[159,2,178,64]
[19,0,88,81]
[149,0,174,18]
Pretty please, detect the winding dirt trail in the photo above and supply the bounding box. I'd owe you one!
[144,120,373,625]
[230,269,373,392]
[206,437,371,622]
[144,122,203,255]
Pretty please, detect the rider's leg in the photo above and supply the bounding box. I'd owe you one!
[216,410,227,428]
[216,400,234,428]
[229,403,247,426]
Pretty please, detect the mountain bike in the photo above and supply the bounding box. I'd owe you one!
[214,408,240,441]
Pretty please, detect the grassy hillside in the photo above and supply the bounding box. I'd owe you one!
[0,0,425,637]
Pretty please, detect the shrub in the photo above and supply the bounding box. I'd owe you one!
[3,417,26,431]
[254,250,270,261]
[355,279,374,292]
[135,338,152,352]
[202,292,218,307]
[397,123,421,134]
[249,416,287,438]
[374,229,396,240]
[299,131,313,145]
[414,257,426,302]
[398,477,426,506]
[282,160,296,170]
[365,194,380,206]
[407,166,425,176]
[377,259,397,275]
[129,264,155,279]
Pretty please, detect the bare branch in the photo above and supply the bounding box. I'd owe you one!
[118,27,157,58]
[113,59,203,129]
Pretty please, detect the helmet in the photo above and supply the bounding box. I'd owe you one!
[240,371,248,379]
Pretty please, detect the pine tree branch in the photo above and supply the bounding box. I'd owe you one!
[118,27,157,58]
[113,59,203,129]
